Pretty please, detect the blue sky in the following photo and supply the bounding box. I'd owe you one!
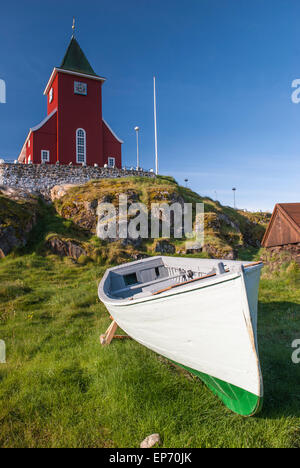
[0,0,300,211]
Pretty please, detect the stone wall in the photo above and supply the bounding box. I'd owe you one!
[0,163,156,198]
[265,243,300,265]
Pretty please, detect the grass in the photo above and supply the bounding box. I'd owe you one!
[1,253,300,447]
[0,179,295,447]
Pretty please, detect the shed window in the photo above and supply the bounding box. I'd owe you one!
[76,129,86,164]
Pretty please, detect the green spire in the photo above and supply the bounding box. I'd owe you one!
[60,37,98,77]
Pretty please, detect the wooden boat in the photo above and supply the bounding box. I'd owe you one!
[98,256,263,416]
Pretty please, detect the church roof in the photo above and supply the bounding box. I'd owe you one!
[60,37,98,77]
[44,37,105,96]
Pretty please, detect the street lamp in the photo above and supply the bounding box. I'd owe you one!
[184,178,189,188]
[134,126,140,170]
[232,187,237,209]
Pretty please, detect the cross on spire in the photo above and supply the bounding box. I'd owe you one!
[72,17,75,37]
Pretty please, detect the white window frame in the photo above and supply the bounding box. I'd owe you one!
[49,87,53,103]
[76,128,86,164]
[74,81,87,96]
[41,150,50,162]
[108,157,115,167]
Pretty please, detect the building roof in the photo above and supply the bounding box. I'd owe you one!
[17,109,58,162]
[279,203,300,228]
[262,203,300,247]
[102,119,124,144]
[44,37,105,95]
[60,37,98,77]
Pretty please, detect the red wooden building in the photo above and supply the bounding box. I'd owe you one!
[18,36,123,167]
[262,203,300,247]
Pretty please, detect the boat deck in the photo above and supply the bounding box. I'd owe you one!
[100,256,261,302]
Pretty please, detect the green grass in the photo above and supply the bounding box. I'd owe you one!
[1,254,300,447]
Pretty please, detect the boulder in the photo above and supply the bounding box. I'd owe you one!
[46,236,87,259]
[50,184,78,201]
[0,185,38,200]
[140,433,161,449]
[0,226,20,256]
[202,243,236,260]
[0,190,38,257]
[155,240,175,254]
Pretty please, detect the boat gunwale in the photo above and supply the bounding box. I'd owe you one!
[99,260,263,307]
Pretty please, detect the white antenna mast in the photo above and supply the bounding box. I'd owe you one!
[153,76,159,175]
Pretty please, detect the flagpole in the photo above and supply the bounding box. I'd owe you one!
[153,76,158,175]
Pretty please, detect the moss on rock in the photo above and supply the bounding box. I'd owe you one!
[0,192,39,256]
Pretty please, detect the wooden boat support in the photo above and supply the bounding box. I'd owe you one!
[100,320,132,346]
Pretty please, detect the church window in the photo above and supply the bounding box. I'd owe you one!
[108,157,115,167]
[41,150,50,162]
[76,129,86,163]
[74,81,87,95]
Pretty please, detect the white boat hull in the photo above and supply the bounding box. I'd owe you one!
[99,257,263,415]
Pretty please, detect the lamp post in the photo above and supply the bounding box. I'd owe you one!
[184,178,189,188]
[134,126,140,170]
[232,187,237,209]
[153,76,158,175]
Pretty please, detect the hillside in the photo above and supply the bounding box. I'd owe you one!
[0,176,271,263]
[48,176,270,263]
[0,176,271,264]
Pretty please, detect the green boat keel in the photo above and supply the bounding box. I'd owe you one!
[175,362,263,416]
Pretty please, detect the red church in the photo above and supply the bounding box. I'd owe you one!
[18,35,123,167]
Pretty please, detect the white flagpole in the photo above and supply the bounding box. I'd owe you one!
[153,76,158,175]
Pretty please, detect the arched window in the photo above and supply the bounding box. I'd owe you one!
[76,128,86,164]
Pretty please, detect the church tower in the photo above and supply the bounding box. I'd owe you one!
[18,34,123,167]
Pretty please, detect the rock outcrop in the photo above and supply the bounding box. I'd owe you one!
[0,176,270,262]
[154,240,176,254]
[46,236,87,259]
[0,187,38,256]
[52,177,269,260]
[50,184,77,201]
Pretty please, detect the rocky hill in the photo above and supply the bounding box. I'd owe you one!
[0,176,270,263]
[0,186,39,258]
